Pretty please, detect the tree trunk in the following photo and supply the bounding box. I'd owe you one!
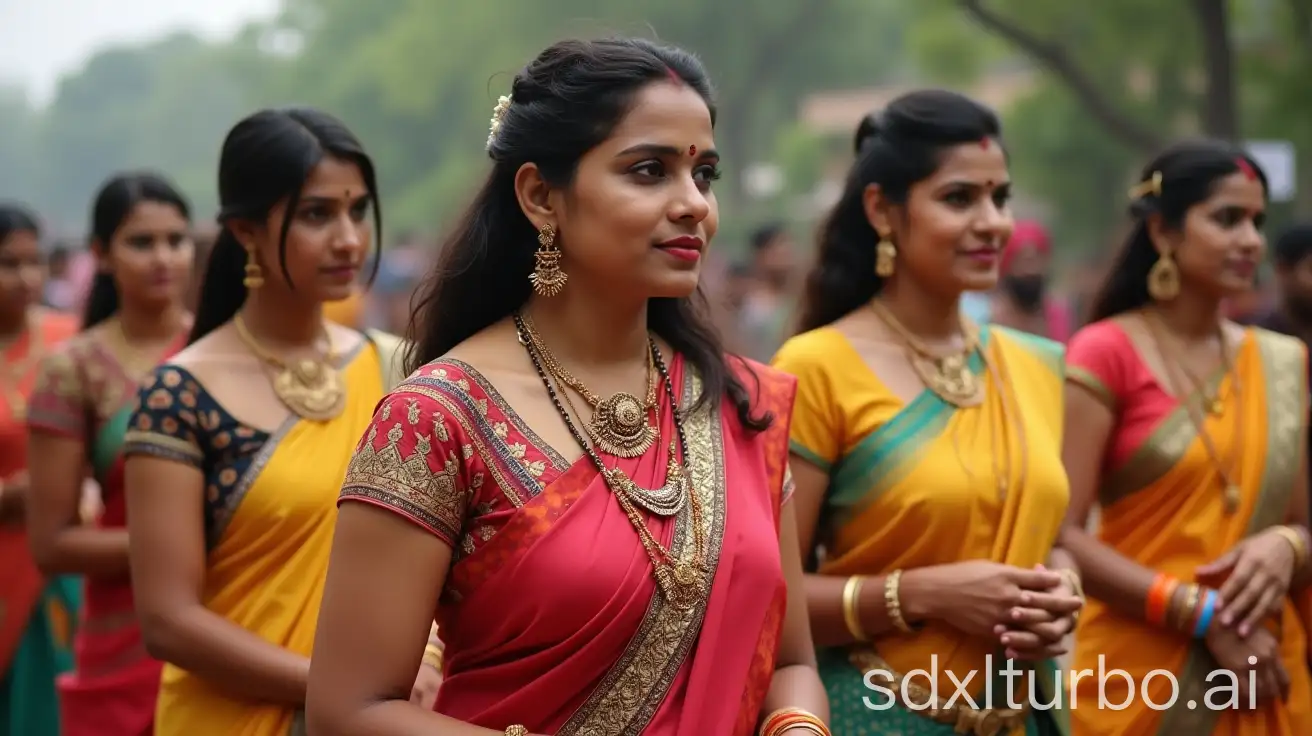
[1192,0,1239,139]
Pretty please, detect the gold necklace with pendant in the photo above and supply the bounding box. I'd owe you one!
[234,315,345,421]
[515,313,705,611]
[518,312,658,458]
[1144,312,1243,513]
[870,300,982,407]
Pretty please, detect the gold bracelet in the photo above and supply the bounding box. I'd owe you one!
[884,570,915,634]
[774,726,826,735]
[841,576,868,641]
[1058,569,1085,622]
[1272,526,1309,571]
[504,726,528,736]
[1173,584,1200,633]
[422,643,443,670]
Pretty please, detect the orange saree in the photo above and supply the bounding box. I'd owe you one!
[1067,320,1312,735]
[339,355,796,735]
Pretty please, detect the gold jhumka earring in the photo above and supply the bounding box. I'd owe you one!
[243,246,264,289]
[529,223,567,297]
[1147,250,1180,301]
[875,237,896,277]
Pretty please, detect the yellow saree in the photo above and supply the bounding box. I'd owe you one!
[122,332,403,736]
[773,324,1070,736]
[1067,323,1312,735]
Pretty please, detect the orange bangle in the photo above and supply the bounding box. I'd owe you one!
[760,708,831,736]
[1145,573,1178,627]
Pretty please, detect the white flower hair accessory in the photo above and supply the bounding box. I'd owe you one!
[486,94,512,151]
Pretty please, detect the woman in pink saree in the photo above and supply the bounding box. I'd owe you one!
[306,38,829,736]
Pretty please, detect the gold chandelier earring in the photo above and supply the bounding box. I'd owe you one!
[529,223,567,297]
[1147,249,1180,301]
[243,245,264,289]
[875,236,896,277]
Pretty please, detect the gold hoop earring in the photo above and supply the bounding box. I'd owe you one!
[1147,251,1180,301]
[529,224,567,297]
[243,246,264,289]
[875,238,896,278]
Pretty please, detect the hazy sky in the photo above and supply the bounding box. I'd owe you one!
[0,0,279,105]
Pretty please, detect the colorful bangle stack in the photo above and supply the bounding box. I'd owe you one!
[759,708,831,736]
[884,570,916,634]
[842,576,869,641]
[1145,573,1217,638]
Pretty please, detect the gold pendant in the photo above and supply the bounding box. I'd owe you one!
[589,391,657,458]
[655,560,703,611]
[1223,485,1240,514]
[1209,398,1224,416]
[273,359,345,421]
[910,354,982,407]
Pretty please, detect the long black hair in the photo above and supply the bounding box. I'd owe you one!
[406,37,768,431]
[82,172,192,329]
[0,203,40,247]
[797,90,1002,333]
[189,107,382,344]
[1086,139,1269,323]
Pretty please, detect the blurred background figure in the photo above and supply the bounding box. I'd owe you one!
[987,219,1072,341]
[40,245,75,312]
[1258,222,1312,342]
[735,223,799,362]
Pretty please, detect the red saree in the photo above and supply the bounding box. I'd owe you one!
[0,310,78,672]
[340,354,796,735]
[26,325,189,736]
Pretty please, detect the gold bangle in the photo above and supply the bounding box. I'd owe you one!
[504,726,528,736]
[422,643,443,670]
[1058,569,1085,622]
[841,576,868,641]
[1173,584,1200,633]
[774,726,826,736]
[1273,526,1309,570]
[885,570,914,634]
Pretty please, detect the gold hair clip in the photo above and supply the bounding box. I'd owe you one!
[1128,171,1162,200]
[486,94,512,151]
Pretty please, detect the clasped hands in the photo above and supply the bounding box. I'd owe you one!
[924,561,1083,661]
[1193,527,1303,705]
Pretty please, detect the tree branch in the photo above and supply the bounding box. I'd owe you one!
[958,0,1164,152]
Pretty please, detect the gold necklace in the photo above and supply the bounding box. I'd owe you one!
[234,315,345,421]
[871,300,982,407]
[1151,317,1233,416]
[1143,312,1243,513]
[515,313,705,610]
[518,315,688,516]
[519,312,658,458]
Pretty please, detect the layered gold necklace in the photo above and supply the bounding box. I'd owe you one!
[514,313,704,610]
[870,300,983,407]
[234,315,345,421]
[518,312,659,458]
